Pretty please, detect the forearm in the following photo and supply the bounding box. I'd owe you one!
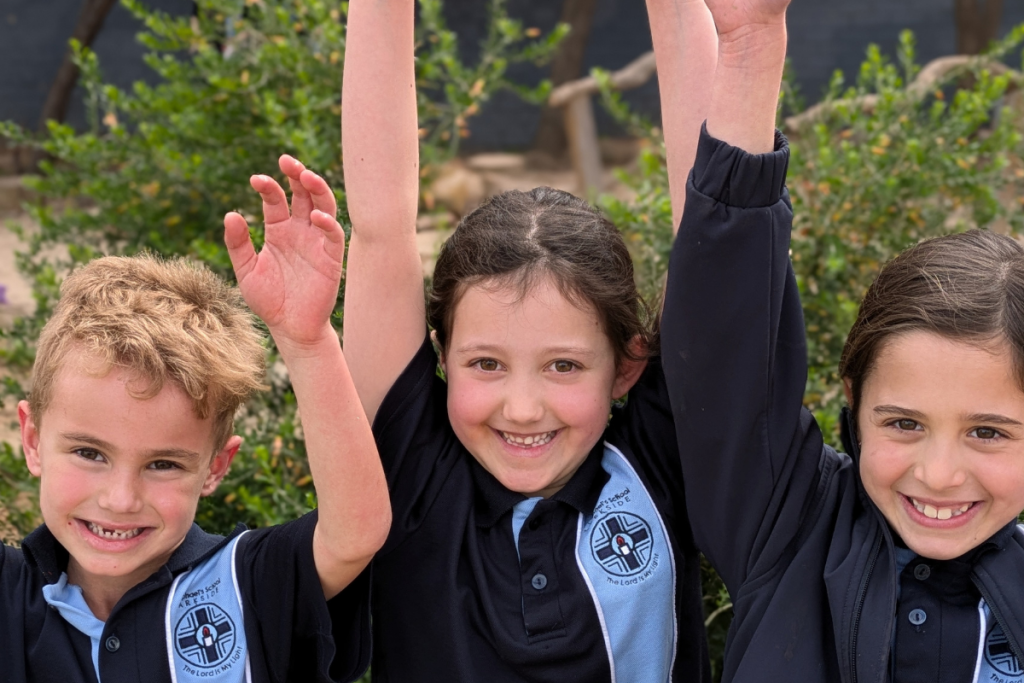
[341,0,419,241]
[340,0,427,422]
[273,327,391,599]
[645,0,717,232]
[706,21,788,154]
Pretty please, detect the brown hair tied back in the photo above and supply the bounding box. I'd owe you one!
[839,229,1024,412]
[428,187,656,365]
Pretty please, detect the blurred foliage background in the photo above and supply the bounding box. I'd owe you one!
[2,2,1024,681]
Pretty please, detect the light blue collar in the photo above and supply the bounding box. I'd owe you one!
[42,572,105,682]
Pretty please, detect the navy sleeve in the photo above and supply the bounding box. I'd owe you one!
[236,511,371,683]
[371,332,466,553]
[660,125,826,594]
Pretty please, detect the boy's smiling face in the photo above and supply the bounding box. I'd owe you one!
[19,349,239,607]
[855,331,1024,560]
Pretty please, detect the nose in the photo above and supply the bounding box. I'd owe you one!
[501,372,545,425]
[98,466,145,514]
[913,438,968,491]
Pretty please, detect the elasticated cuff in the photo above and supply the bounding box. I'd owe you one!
[689,122,790,209]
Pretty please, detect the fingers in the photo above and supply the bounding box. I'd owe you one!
[300,169,339,220]
[280,154,314,221]
[250,174,292,225]
[223,212,258,281]
[311,208,346,264]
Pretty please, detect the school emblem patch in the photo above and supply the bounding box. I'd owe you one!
[175,602,236,668]
[985,624,1023,677]
[589,511,653,577]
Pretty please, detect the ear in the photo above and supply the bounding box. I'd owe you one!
[842,377,854,407]
[18,401,42,477]
[430,329,446,373]
[611,336,649,399]
[201,435,242,497]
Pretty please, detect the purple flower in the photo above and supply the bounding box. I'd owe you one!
[0,284,6,305]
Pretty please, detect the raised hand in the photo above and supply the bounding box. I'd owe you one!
[704,0,791,39]
[224,155,344,349]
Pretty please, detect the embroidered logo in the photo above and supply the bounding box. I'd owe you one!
[174,602,237,668]
[986,624,1024,677]
[589,512,653,576]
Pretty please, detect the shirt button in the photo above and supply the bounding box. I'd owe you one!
[528,518,542,531]
[914,564,931,580]
[908,609,927,626]
[531,573,548,590]
[105,635,121,652]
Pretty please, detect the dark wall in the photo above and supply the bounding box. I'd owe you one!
[0,0,192,131]
[2,0,1023,149]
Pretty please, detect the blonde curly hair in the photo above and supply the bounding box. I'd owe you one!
[29,254,267,451]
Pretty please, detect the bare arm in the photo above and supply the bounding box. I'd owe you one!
[341,0,425,423]
[704,0,790,154]
[645,0,717,232]
[225,162,391,599]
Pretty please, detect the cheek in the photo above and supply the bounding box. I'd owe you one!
[859,439,913,495]
[973,455,1024,508]
[551,383,610,434]
[446,376,498,430]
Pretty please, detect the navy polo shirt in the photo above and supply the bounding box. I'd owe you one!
[0,510,371,682]
[369,334,709,682]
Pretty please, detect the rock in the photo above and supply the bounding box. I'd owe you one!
[429,161,486,217]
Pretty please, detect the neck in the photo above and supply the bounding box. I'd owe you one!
[67,559,140,621]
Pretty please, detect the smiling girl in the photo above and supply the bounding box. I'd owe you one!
[333,0,724,680]
[657,0,1024,680]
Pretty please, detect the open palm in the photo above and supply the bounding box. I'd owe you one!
[224,155,344,347]
[704,0,791,37]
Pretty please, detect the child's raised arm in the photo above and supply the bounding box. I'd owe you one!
[224,162,391,598]
[703,0,789,153]
[660,0,797,595]
[341,0,425,423]
[645,0,717,231]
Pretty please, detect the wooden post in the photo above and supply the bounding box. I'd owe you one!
[564,95,602,199]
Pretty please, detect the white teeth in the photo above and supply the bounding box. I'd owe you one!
[86,522,143,540]
[910,498,972,520]
[500,431,555,448]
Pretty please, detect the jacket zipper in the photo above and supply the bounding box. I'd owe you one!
[849,533,882,683]
[974,579,1024,670]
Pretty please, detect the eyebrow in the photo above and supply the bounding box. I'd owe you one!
[60,432,204,461]
[453,343,598,358]
[870,406,1024,427]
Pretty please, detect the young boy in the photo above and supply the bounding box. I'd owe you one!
[2,161,389,682]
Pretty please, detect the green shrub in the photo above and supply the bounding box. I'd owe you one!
[599,27,1024,682]
[0,0,562,541]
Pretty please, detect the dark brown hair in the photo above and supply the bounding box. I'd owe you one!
[839,229,1024,411]
[428,187,656,364]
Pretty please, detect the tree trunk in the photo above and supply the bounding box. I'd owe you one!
[530,0,599,159]
[955,0,1004,55]
[37,0,119,131]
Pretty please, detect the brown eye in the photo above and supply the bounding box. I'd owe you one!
[972,427,999,440]
[552,360,575,373]
[477,359,499,372]
[896,419,919,431]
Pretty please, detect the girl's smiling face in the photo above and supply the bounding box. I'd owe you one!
[442,276,644,498]
[855,331,1024,560]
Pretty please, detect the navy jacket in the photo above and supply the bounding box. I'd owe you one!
[0,512,370,682]
[660,127,1024,683]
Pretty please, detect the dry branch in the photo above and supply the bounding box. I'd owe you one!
[548,51,656,108]
[784,55,1022,133]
